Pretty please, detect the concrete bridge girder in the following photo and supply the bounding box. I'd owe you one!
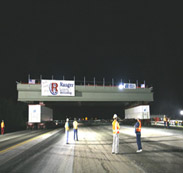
[17,84,153,105]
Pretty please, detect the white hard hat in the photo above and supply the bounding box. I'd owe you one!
[66,118,69,121]
[113,114,117,119]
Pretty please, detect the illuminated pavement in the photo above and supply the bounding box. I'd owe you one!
[0,126,183,173]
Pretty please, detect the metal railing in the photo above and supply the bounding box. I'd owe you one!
[21,74,149,88]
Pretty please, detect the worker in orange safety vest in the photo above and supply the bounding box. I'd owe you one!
[112,114,120,154]
[135,118,142,152]
[1,120,5,135]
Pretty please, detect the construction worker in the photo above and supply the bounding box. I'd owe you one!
[1,120,5,135]
[135,118,142,152]
[167,118,170,128]
[73,118,78,141]
[65,118,69,144]
[112,114,120,154]
[163,115,167,128]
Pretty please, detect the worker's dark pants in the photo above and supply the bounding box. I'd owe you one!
[136,132,142,150]
[1,128,4,135]
[167,122,169,128]
[73,129,78,141]
[164,121,167,127]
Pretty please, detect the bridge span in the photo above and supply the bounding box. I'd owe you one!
[17,83,153,104]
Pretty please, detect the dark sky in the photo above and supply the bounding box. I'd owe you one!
[0,1,183,118]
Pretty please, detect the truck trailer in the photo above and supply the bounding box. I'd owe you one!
[27,105,54,129]
[124,105,151,125]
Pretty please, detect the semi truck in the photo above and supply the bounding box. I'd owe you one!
[124,105,151,125]
[27,104,54,129]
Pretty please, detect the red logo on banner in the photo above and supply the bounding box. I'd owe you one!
[49,83,58,95]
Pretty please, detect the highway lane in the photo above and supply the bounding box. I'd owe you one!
[0,126,183,173]
[0,128,74,173]
[0,129,54,151]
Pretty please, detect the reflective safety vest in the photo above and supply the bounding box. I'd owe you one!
[112,120,120,134]
[1,122,4,128]
[136,120,141,132]
[73,121,78,129]
[163,117,166,122]
[65,122,69,131]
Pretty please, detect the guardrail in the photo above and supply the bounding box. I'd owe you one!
[17,75,150,89]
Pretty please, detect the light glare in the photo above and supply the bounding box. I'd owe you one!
[180,110,183,115]
[118,84,124,90]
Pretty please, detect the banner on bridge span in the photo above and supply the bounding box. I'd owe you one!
[41,80,75,96]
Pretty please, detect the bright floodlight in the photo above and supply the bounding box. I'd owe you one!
[118,83,124,90]
[180,110,183,115]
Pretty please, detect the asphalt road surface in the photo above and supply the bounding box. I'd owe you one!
[0,125,183,173]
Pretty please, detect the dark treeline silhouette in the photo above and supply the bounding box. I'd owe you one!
[0,98,27,133]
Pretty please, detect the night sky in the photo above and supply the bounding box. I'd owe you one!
[1,1,183,118]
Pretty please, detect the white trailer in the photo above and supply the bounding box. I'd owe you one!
[28,105,53,129]
[125,105,150,120]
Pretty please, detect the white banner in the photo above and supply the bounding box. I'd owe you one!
[41,80,75,96]
[28,79,36,84]
[123,83,136,89]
